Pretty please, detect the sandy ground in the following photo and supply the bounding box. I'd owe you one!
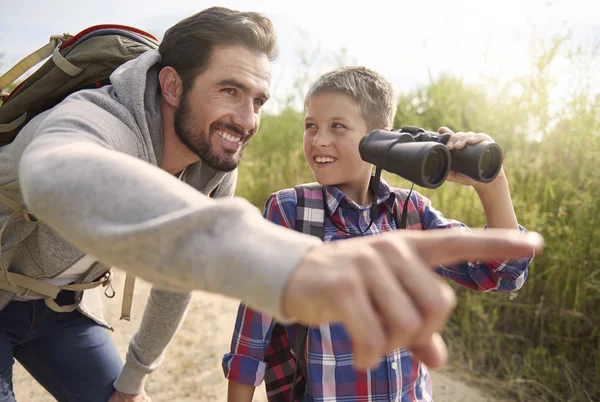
[12,270,501,402]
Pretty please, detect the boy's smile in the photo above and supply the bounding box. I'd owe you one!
[313,154,338,167]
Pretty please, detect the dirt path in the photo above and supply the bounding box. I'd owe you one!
[12,270,501,401]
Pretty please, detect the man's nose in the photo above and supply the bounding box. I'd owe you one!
[232,100,256,132]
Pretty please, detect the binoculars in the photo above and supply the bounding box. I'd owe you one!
[358,126,503,189]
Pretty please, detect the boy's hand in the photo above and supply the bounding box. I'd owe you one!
[283,228,544,371]
[439,126,505,192]
[439,126,520,229]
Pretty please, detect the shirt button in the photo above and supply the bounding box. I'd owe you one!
[391,362,398,370]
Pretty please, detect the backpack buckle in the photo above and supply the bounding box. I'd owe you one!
[23,212,39,223]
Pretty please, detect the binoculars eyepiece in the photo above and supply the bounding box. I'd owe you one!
[358,126,503,189]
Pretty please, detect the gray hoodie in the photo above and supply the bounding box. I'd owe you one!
[0,49,321,393]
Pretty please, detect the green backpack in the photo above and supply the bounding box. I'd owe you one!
[0,25,159,319]
[0,24,159,144]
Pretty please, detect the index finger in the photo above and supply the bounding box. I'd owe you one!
[395,229,543,268]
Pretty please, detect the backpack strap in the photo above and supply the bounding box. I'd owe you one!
[294,182,325,240]
[0,264,112,312]
[119,272,136,321]
[0,35,70,90]
[391,188,422,230]
[290,183,325,398]
[0,192,37,222]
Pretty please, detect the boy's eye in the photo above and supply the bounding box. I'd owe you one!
[332,123,346,129]
[305,123,317,130]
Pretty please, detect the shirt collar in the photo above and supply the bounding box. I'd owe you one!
[323,175,395,215]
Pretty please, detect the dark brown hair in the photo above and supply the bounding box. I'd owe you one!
[159,7,278,93]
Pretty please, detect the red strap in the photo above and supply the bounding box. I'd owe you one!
[61,24,158,49]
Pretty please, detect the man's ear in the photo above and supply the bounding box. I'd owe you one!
[158,67,183,108]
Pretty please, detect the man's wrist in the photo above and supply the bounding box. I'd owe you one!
[113,364,148,396]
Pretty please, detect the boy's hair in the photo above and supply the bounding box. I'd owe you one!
[304,66,396,131]
[159,6,278,94]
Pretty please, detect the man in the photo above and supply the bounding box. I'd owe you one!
[0,7,543,402]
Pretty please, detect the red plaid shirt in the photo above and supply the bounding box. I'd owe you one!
[223,178,532,401]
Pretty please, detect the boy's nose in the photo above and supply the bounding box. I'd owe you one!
[313,130,332,147]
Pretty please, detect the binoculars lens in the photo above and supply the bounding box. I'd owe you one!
[424,148,448,186]
[480,147,502,181]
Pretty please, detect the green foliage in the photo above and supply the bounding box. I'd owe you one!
[235,35,599,402]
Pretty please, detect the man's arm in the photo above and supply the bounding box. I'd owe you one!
[110,289,191,400]
[111,171,239,396]
[19,102,320,321]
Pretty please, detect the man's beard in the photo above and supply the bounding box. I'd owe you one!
[174,97,246,172]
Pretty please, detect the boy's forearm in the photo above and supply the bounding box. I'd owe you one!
[474,172,519,229]
[228,380,255,402]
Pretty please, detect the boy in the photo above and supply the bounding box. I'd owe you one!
[222,66,533,401]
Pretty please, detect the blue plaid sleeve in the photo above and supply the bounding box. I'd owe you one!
[262,189,298,228]
[414,192,533,292]
[222,302,278,386]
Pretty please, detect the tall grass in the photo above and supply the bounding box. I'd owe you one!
[235,38,599,402]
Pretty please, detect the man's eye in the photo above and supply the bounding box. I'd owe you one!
[223,88,236,95]
[254,98,266,106]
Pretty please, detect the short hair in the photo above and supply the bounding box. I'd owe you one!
[305,66,396,131]
[159,6,278,93]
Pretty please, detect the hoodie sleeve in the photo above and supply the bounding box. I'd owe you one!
[19,99,321,322]
[114,171,239,394]
[114,288,192,394]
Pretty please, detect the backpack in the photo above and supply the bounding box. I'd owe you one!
[0,25,159,319]
[288,182,421,399]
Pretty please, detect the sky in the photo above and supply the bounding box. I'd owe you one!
[1,0,599,113]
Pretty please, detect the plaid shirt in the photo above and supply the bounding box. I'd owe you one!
[223,178,532,401]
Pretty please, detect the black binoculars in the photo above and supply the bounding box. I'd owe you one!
[358,126,503,189]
